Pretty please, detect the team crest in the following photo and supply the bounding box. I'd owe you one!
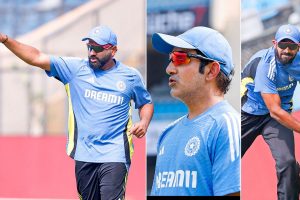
[184,136,200,157]
[289,75,294,82]
[116,81,126,91]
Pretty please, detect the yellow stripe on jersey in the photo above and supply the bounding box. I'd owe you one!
[290,98,293,110]
[126,104,134,160]
[65,84,75,156]
[241,77,254,97]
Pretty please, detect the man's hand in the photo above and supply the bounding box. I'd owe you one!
[129,121,148,138]
[0,33,8,43]
[130,103,153,138]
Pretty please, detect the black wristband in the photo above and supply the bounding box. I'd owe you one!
[2,35,8,44]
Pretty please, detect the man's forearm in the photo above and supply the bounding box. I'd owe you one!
[0,33,50,70]
[270,108,300,133]
[139,103,154,128]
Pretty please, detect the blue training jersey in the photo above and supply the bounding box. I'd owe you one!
[151,101,240,196]
[241,47,300,115]
[46,56,152,164]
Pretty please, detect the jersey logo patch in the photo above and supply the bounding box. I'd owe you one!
[289,75,295,82]
[184,136,200,157]
[158,146,164,156]
[85,77,95,84]
[116,81,126,91]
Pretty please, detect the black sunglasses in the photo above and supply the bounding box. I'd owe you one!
[87,44,113,53]
[277,42,299,50]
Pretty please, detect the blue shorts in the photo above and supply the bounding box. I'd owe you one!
[75,161,128,200]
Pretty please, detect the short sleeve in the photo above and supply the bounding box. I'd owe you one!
[46,56,84,84]
[131,69,152,108]
[211,113,240,196]
[254,59,277,94]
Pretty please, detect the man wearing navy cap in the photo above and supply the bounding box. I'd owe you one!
[0,25,154,199]
[150,26,240,196]
[241,24,300,199]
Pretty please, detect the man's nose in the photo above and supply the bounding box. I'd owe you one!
[166,62,177,75]
[89,49,97,56]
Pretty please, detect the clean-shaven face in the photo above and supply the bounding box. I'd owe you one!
[166,47,204,101]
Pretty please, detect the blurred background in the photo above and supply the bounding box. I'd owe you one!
[146,0,240,195]
[0,0,146,199]
[241,0,300,199]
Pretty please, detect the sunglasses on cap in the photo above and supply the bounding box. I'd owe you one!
[277,41,299,50]
[87,44,113,53]
[169,51,226,66]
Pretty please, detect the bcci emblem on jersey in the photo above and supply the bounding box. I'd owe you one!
[116,81,126,91]
[184,136,200,157]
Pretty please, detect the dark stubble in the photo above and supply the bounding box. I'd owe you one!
[275,48,296,65]
[88,53,111,70]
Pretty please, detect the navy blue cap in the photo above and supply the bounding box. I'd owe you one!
[152,26,234,77]
[275,24,300,43]
[82,25,117,46]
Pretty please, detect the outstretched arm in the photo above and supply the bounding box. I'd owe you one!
[129,103,154,138]
[262,93,300,133]
[0,33,51,71]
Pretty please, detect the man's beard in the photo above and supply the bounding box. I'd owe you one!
[88,54,111,70]
[275,48,296,65]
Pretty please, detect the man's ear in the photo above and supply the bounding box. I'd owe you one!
[111,46,118,56]
[205,62,220,81]
[272,39,277,47]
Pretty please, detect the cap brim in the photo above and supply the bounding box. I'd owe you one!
[81,37,107,45]
[276,36,299,43]
[152,33,196,54]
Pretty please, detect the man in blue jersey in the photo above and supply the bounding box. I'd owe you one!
[150,26,240,196]
[0,25,153,200]
[241,24,300,200]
